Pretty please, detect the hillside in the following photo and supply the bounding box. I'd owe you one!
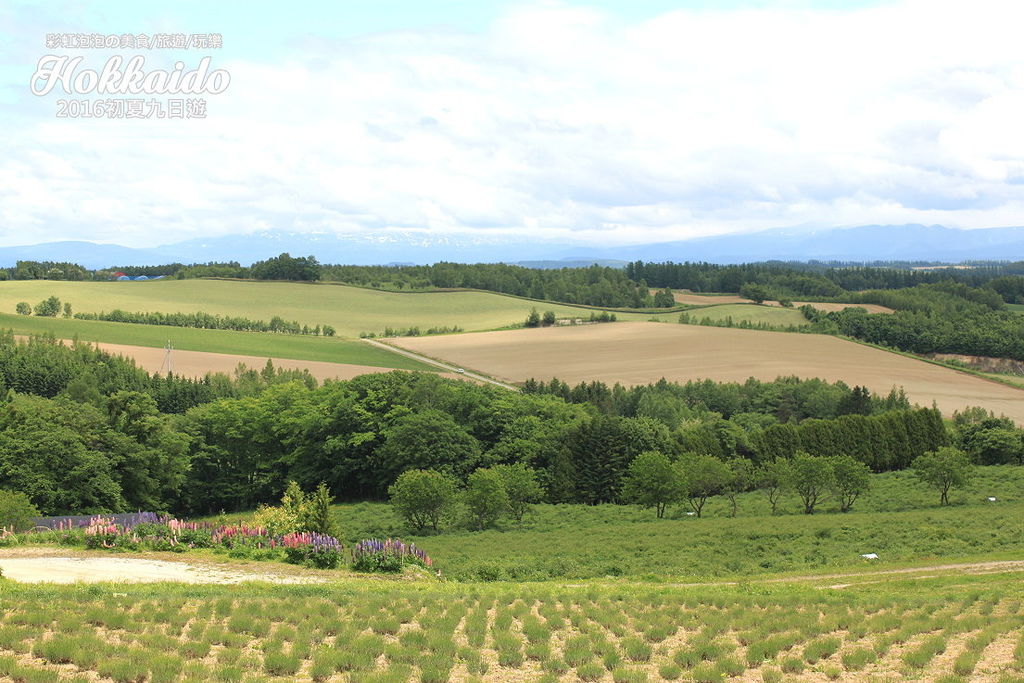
[0,279,669,338]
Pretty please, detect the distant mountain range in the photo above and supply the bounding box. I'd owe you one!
[2,224,1024,268]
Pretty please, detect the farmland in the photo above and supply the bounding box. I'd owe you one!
[77,340,435,383]
[679,304,808,327]
[0,569,1023,682]
[673,291,895,314]
[0,313,434,371]
[0,279,657,338]
[391,321,1024,423]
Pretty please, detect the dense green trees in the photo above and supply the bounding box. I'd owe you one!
[321,262,663,309]
[250,253,321,281]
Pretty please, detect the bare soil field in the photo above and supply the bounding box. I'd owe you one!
[393,322,1024,423]
[673,291,893,313]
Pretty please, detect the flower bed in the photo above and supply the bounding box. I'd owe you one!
[41,515,343,569]
[6,517,435,576]
[352,538,433,573]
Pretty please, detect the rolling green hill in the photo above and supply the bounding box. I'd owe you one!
[684,303,809,327]
[0,279,668,337]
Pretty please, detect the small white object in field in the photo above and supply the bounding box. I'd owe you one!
[988,496,997,502]
[686,512,696,516]
[455,368,465,373]
[861,553,879,560]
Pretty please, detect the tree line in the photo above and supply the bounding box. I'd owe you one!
[71,309,336,336]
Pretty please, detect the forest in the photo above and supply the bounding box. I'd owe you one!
[0,333,1018,519]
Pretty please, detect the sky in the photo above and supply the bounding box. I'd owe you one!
[3,0,1024,248]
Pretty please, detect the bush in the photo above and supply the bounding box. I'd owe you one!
[0,490,39,532]
[14,302,30,316]
[33,296,61,317]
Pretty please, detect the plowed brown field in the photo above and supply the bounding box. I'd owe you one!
[393,322,1024,423]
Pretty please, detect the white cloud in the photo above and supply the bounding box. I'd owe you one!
[4,0,1024,247]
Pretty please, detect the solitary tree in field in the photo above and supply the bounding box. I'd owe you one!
[15,302,30,316]
[541,310,556,326]
[388,469,458,532]
[830,456,872,512]
[756,459,791,515]
[912,447,973,506]
[525,308,541,328]
[723,457,756,518]
[784,452,834,514]
[739,283,771,304]
[622,451,686,518]
[678,453,731,518]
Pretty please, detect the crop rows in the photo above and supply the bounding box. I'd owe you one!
[0,585,1023,682]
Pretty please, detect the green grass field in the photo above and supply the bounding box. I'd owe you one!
[208,467,1024,582]
[1008,303,1024,314]
[684,304,809,327]
[0,313,434,371]
[0,279,661,337]
[0,571,1022,682]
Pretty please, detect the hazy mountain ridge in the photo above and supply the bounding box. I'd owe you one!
[2,224,1023,268]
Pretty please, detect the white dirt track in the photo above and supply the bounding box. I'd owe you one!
[0,555,317,584]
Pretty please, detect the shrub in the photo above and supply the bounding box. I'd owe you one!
[33,296,61,317]
[14,302,30,316]
[0,490,39,532]
[280,532,343,569]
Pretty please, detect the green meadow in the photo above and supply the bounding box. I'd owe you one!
[0,279,662,337]
[682,304,809,327]
[208,466,1024,583]
[0,313,434,371]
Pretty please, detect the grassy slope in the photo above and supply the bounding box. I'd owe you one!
[0,279,663,336]
[1008,303,1024,314]
[215,466,1024,581]
[685,303,809,327]
[0,313,434,371]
